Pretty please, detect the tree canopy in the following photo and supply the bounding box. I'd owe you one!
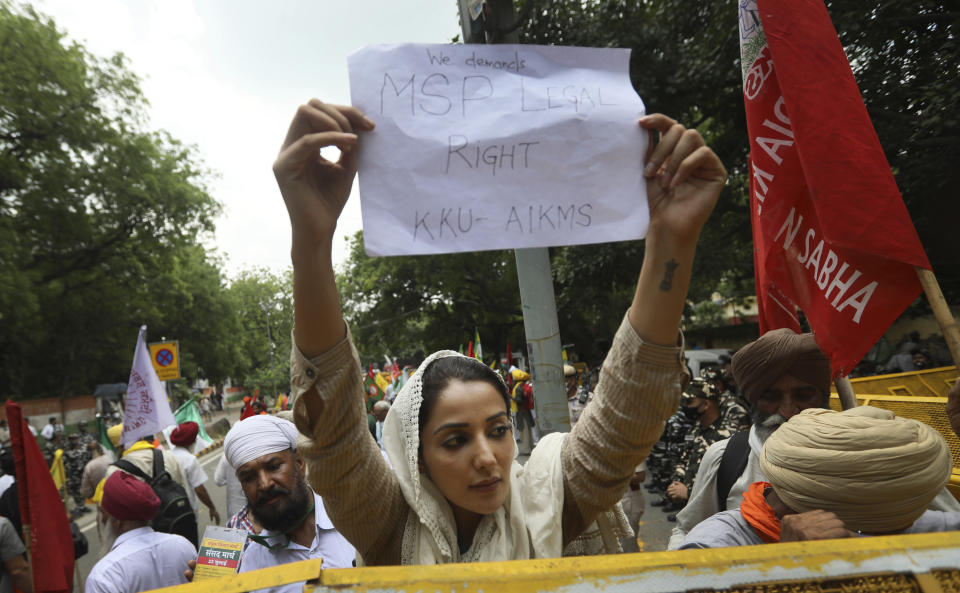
[0,3,239,397]
[518,0,959,357]
[337,232,526,366]
[341,0,959,364]
[226,268,294,396]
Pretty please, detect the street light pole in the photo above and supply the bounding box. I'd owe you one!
[456,0,571,440]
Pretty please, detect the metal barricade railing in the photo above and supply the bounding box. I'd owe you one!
[145,532,960,593]
[834,366,958,397]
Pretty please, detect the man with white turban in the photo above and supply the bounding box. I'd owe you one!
[223,415,354,589]
[679,406,959,548]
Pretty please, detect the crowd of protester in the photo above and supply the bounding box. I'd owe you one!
[0,100,956,593]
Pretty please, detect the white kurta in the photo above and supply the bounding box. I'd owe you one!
[85,527,195,593]
[170,446,209,513]
[214,454,248,519]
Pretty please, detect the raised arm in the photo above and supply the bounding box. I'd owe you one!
[277,101,407,564]
[560,115,726,543]
[630,114,726,344]
[272,100,374,357]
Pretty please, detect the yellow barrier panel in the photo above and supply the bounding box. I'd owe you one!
[311,533,960,593]
[145,529,960,593]
[316,533,960,593]
[143,558,322,593]
[834,366,958,397]
[149,533,960,593]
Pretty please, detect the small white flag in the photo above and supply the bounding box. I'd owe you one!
[122,326,177,446]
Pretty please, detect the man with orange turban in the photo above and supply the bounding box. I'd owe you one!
[240,396,255,420]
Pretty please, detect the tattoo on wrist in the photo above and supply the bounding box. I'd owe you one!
[660,259,679,292]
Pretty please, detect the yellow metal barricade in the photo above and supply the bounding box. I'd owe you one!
[834,366,958,397]
[145,559,324,593]
[149,366,960,593]
[147,532,960,593]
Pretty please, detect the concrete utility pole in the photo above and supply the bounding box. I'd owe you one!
[457,0,571,438]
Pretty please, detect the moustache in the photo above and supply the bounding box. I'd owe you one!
[760,413,788,428]
[254,485,292,506]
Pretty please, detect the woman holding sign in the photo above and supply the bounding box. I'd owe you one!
[276,99,726,564]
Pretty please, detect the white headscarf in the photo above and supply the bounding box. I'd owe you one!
[224,415,299,468]
[381,350,568,564]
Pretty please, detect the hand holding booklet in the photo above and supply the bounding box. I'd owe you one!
[193,525,248,581]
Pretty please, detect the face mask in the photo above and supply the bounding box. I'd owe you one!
[681,404,700,419]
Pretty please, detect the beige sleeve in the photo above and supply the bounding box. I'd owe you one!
[560,311,685,541]
[290,325,407,565]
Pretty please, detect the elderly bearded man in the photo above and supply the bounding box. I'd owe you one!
[224,415,354,590]
[668,329,960,549]
[679,406,959,548]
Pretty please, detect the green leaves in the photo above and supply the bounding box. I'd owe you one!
[518,0,960,345]
[225,268,293,396]
[0,3,227,397]
[336,232,524,365]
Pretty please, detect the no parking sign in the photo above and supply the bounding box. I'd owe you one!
[148,340,180,381]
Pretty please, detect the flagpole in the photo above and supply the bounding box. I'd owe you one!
[915,267,960,367]
[837,267,959,409]
[20,515,33,560]
[835,376,858,410]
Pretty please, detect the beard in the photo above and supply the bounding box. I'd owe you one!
[751,407,788,443]
[251,473,313,533]
[98,507,119,557]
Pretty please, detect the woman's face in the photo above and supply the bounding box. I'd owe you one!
[420,379,514,520]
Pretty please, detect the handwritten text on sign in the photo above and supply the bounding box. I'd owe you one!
[347,44,648,256]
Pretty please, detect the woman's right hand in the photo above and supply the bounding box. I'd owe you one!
[273,99,375,245]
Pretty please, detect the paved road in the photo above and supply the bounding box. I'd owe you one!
[636,476,677,552]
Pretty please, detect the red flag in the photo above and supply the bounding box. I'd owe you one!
[467,341,474,358]
[6,401,74,593]
[505,340,513,368]
[740,0,930,376]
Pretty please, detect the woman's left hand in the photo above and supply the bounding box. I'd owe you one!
[625,114,726,345]
[639,114,727,247]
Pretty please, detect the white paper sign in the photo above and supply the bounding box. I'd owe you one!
[348,43,648,257]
